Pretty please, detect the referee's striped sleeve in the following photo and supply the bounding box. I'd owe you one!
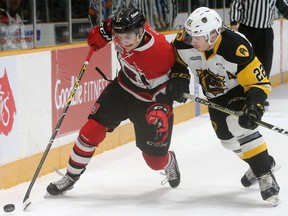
[230,0,242,25]
[230,0,281,28]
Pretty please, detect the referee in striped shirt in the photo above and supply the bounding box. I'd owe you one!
[230,0,288,106]
[230,0,288,104]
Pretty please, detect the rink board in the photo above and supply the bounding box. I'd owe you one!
[0,20,288,189]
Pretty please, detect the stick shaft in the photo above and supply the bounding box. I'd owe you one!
[183,93,288,136]
[23,47,94,204]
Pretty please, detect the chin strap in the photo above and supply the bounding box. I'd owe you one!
[207,32,220,46]
[135,28,146,46]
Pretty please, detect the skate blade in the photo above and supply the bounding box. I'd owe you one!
[44,192,54,198]
[44,189,70,198]
[266,195,280,207]
[44,191,64,198]
[23,199,32,211]
[272,165,281,172]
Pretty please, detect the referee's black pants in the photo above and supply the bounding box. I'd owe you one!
[239,24,274,78]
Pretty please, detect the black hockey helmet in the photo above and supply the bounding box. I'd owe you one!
[112,8,145,34]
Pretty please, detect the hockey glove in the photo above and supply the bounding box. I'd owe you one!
[88,18,112,51]
[238,103,265,130]
[146,104,172,143]
[166,72,190,103]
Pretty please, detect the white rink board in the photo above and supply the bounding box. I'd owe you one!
[0,20,287,166]
[0,52,51,165]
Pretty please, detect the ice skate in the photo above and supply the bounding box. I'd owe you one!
[241,156,278,187]
[46,172,81,196]
[258,172,280,207]
[241,168,257,187]
[161,151,181,188]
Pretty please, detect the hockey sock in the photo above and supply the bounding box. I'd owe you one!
[142,152,170,170]
[67,136,96,176]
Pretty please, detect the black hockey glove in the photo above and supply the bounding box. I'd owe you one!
[166,72,190,103]
[238,103,265,130]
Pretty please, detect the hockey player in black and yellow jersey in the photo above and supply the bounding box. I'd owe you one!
[167,7,280,206]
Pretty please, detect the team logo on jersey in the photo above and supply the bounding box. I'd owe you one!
[236,45,249,57]
[196,69,227,96]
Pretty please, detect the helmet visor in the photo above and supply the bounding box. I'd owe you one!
[183,30,206,45]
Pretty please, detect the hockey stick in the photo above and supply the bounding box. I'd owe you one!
[22,47,95,210]
[183,93,288,136]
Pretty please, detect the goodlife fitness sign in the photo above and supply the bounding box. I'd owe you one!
[51,45,112,137]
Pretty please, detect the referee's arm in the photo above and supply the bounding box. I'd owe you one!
[276,0,288,18]
[230,0,242,30]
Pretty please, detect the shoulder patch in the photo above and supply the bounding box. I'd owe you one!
[175,29,185,41]
[236,44,249,57]
[172,29,193,50]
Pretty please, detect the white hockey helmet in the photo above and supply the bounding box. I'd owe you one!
[184,7,222,45]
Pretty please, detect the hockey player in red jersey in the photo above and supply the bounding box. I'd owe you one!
[166,7,280,206]
[46,7,180,196]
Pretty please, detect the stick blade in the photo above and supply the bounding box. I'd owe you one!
[23,198,32,211]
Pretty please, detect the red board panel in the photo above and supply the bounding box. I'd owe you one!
[51,45,112,137]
